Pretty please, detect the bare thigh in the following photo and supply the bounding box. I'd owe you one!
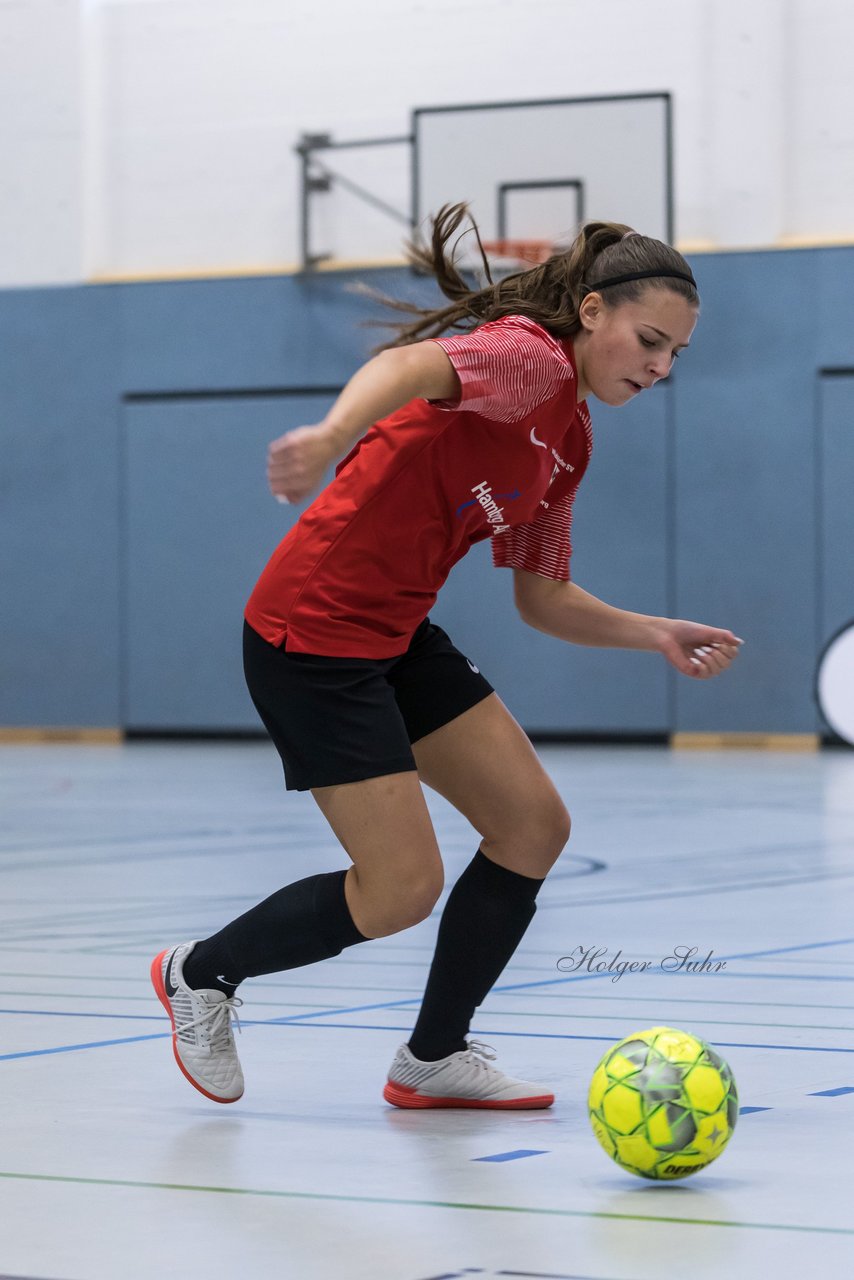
[310,770,444,939]
[411,692,571,878]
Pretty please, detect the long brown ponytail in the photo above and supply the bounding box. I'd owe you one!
[359,202,698,351]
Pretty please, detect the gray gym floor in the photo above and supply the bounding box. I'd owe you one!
[2,740,852,1278]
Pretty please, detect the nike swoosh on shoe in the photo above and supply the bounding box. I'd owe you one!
[165,952,179,998]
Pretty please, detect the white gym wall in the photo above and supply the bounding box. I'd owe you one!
[1,0,852,285]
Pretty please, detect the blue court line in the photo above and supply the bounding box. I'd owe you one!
[255,1022,854,1055]
[808,1086,854,1096]
[258,968,854,1020]
[488,968,854,995]
[474,938,854,996]
[739,1106,773,1114]
[3,1017,854,1063]
[255,973,806,1020]
[263,996,421,1023]
[0,1008,171,1022]
[0,1008,337,1023]
[0,1032,170,1061]
[3,936,854,1061]
[683,970,854,984]
[473,1150,548,1163]
[477,973,843,996]
[3,998,852,1050]
[723,937,854,959]
[0,1002,418,1025]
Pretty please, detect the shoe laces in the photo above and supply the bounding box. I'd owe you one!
[463,1040,498,1072]
[176,993,243,1052]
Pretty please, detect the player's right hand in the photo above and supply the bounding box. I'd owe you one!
[267,423,336,504]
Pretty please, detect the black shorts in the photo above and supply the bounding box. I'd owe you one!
[243,617,495,792]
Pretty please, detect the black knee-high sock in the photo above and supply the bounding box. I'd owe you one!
[182,869,367,995]
[407,848,545,1062]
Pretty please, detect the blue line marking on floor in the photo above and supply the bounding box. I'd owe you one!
[472,1150,549,1163]
[739,1106,773,1114]
[0,1032,170,1061]
[720,937,854,960]
[808,1086,854,1096]
[263,997,420,1023]
[495,1272,632,1279]
[501,970,854,993]
[3,1019,854,1063]
[4,933,854,1062]
[0,1008,166,1022]
[495,1272,630,1279]
[258,1022,854,1055]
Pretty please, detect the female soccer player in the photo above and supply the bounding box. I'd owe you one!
[151,204,743,1107]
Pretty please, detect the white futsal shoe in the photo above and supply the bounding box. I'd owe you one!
[383,1040,554,1110]
[150,941,244,1104]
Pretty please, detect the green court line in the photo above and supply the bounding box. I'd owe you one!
[0,1170,851,1236]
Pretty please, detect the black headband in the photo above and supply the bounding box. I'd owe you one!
[581,268,697,295]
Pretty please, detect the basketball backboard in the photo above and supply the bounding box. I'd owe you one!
[412,93,672,269]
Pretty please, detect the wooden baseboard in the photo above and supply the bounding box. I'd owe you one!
[0,726,823,752]
[0,727,124,745]
[671,732,820,752]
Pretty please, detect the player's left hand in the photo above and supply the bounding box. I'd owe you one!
[654,619,744,679]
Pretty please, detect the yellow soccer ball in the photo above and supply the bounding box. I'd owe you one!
[588,1027,738,1179]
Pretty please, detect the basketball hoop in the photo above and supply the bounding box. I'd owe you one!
[481,239,555,266]
[455,238,557,285]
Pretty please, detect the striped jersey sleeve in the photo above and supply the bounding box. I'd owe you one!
[491,399,592,581]
[430,315,573,423]
[491,489,578,581]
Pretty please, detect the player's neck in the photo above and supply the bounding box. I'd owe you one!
[571,332,591,402]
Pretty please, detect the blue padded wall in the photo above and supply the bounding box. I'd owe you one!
[122,393,338,729]
[2,249,854,735]
[0,284,123,727]
[818,376,854,651]
[672,248,821,734]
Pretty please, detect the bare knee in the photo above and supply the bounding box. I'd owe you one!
[346,863,444,939]
[552,800,572,855]
[483,794,571,878]
[312,771,446,939]
[530,797,572,870]
[376,879,443,936]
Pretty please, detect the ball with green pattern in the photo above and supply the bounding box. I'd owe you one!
[588,1026,738,1179]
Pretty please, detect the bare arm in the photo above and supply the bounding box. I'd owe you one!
[514,571,664,649]
[324,342,460,454]
[513,569,744,679]
[268,342,461,503]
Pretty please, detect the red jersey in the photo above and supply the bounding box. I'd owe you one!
[244,315,593,657]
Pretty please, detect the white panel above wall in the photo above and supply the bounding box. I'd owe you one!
[1,0,853,286]
[784,0,854,243]
[85,0,297,279]
[698,0,787,248]
[0,0,82,286]
[83,0,706,278]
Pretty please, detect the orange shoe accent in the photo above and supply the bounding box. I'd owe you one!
[150,950,243,1105]
[382,1079,554,1110]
